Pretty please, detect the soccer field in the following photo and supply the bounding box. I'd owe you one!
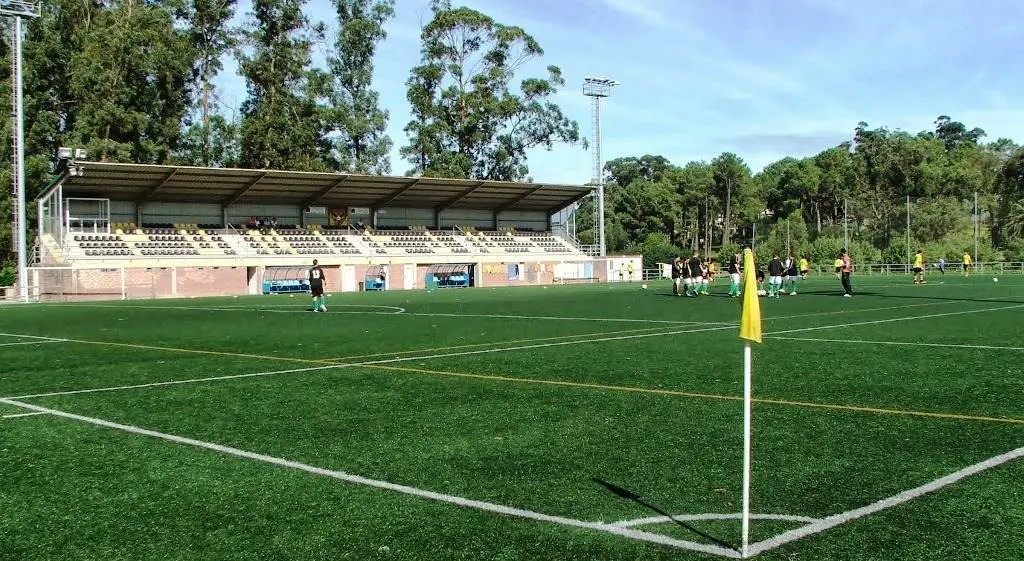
[1,275,1023,560]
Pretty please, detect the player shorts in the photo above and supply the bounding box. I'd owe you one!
[800,269,808,275]
[834,267,842,273]
[912,267,922,274]
[310,284,324,297]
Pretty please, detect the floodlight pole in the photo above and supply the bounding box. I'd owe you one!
[843,199,848,251]
[583,77,618,257]
[906,195,911,271]
[2,2,41,302]
[974,191,979,265]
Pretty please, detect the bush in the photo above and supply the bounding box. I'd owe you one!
[627,232,685,268]
[0,263,14,287]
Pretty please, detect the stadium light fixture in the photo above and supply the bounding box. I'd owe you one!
[583,76,619,257]
[2,1,41,302]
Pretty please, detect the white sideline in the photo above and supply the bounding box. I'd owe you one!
[2,411,49,419]
[7,302,1022,402]
[767,303,1024,336]
[0,339,66,347]
[4,323,736,400]
[64,303,711,325]
[771,336,1024,352]
[0,397,741,559]
[745,443,1024,556]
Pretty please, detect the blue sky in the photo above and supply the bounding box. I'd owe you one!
[215,0,1024,184]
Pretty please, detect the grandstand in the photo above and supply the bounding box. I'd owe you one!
[27,162,628,299]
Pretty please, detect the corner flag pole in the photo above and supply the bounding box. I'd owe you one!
[738,248,762,558]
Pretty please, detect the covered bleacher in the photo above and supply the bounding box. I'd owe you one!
[29,163,599,298]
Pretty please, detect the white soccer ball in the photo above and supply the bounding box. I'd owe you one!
[757,289,767,297]
[641,284,647,290]
[993,277,999,283]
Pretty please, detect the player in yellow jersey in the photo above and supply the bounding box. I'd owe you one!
[962,251,972,277]
[834,257,843,279]
[799,256,809,280]
[912,249,925,284]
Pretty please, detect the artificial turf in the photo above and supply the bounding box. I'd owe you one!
[1,274,1022,560]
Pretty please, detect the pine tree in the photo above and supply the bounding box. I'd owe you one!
[324,0,394,174]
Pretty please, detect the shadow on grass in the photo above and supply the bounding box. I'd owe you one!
[591,478,738,552]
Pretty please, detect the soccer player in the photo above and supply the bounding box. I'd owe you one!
[786,252,800,295]
[627,261,635,282]
[834,256,843,279]
[937,257,946,274]
[912,249,925,285]
[963,251,972,277]
[671,255,682,296]
[767,252,784,298]
[727,253,742,297]
[840,249,853,297]
[686,251,702,297]
[309,259,326,312]
[799,255,810,280]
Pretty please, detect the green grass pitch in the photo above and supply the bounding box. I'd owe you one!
[1,274,1023,560]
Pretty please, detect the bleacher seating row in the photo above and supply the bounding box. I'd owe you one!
[55,226,583,261]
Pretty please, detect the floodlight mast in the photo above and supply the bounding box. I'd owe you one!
[583,76,618,257]
[2,1,41,302]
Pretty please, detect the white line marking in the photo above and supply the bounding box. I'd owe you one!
[0,332,70,341]
[0,339,66,347]
[62,303,718,325]
[771,336,1024,352]
[767,303,1024,336]
[745,443,1024,556]
[612,512,821,527]
[8,302,1021,402]
[1,411,49,419]
[4,323,736,400]
[0,398,740,559]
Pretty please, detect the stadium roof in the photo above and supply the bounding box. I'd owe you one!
[51,162,592,213]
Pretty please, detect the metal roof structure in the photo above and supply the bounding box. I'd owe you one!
[51,162,592,214]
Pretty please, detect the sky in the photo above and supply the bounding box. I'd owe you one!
[215,0,1024,184]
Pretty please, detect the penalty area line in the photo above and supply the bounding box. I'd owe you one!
[0,398,740,559]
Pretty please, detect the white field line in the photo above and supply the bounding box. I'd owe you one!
[745,443,1024,557]
[0,397,741,559]
[612,512,821,527]
[66,305,720,325]
[0,332,71,342]
[8,302,1021,402]
[771,336,1024,352]
[4,323,736,400]
[0,339,67,347]
[1,411,49,419]
[64,303,713,325]
[766,303,1024,336]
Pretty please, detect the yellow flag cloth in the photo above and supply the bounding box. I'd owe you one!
[739,248,762,343]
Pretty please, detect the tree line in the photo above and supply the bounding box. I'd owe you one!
[3,1,1024,274]
[0,0,581,270]
[573,117,1024,267]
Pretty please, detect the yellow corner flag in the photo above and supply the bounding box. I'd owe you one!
[739,248,762,343]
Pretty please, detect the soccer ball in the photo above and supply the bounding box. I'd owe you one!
[757,289,767,297]
[641,284,647,290]
[993,277,999,283]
